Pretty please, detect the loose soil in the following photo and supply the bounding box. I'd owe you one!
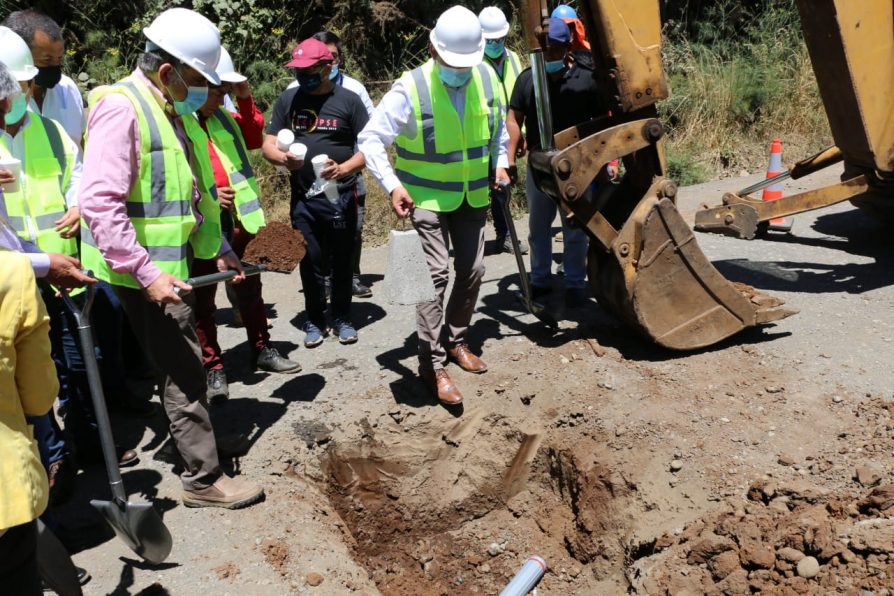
[72,168,894,595]
[242,221,306,272]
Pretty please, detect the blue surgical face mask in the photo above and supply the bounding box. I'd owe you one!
[545,59,566,74]
[170,68,209,116]
[484,39,505,59]
[4,93,27,125]
[328,65,340,81]
[438,64,473,88]
[297,72,323,92]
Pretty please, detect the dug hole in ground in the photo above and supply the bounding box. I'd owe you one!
[67,168,894,595]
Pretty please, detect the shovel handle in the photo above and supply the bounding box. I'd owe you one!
[175,264,266,295]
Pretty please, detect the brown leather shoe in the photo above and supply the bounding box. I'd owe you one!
[419,367,463,405]
[447,343,488,374]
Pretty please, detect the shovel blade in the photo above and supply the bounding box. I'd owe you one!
[384,229,437,305]
[91,499,173,565]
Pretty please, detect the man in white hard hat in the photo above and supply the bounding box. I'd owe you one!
[358,5,510,406]
[79,8,264,509]
[479,6,529,257]
[193,47,301,402]
[2,9,84,147]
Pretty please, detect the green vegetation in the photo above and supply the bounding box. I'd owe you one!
[10,0,830,239]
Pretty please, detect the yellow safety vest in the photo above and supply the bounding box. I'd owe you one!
[485,49,523,104]
[1,112,77,257]
[394,59,502,212]
[205,108,266,234]
[80,75,221,289]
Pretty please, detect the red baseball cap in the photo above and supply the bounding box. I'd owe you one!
[284,38,334,68]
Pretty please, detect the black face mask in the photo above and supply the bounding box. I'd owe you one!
[296,72,322,93]
[35,65,62,89]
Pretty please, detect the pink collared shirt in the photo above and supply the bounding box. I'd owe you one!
[79,69,228,289]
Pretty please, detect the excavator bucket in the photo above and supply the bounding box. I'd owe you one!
[587,192,795,350]
[520,0,796,350]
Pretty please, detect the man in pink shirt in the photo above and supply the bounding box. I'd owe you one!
[78,8,264,510]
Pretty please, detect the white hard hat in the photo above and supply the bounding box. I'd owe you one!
[429,6,484,68]
[216,47,247,84]
[143,8,221,85]
[0,26,37,82]
[479,7,510,39]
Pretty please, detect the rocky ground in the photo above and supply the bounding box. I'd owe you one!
[61,167,894,595]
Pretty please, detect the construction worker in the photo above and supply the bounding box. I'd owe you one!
[551,4,593,67]
[2,9,84,147]
[288,30,376,299]
[507,18,611,308]
[262,37,369,348]
[358,5,510,406]
[193,47,301,401]
[479,6,529,256]
[79,8,264,509]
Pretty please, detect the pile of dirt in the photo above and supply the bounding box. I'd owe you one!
[624,394,894,594]
[243,221,306,273]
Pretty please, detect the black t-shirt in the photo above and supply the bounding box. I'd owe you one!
[509,63,609,151]
[267,85,369,198]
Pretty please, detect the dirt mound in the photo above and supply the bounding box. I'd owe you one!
[243,221,306,273]
[631,396,894,594]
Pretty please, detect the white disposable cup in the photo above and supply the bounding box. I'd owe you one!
[289,143,308,161]
[0,157,21,193]
[311,154,330,179]
[276,129,295,151]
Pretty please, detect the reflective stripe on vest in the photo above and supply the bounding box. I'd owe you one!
[0,113,77,257]
[206,108,266,233]
[487,49,522,103]
[393,59,502,212]
[80,76,219,288]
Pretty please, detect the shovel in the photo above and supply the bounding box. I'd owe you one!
[494,183,559,329]
[60,281,173,565]
[383,218,437,305]
[178,264,266,293]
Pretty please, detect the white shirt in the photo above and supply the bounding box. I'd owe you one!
[288,73,376,117]
[28,74,85,148]
[357,77,510,194]
[0,111,83,242]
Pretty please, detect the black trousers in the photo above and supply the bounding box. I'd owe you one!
[292,184,360,327]
[0,520,41,595]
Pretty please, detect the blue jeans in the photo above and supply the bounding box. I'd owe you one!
[526,171,588,289]
[27,413,68,467]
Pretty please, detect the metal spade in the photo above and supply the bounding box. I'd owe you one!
[60,281,173,565]
[494,184,559,329]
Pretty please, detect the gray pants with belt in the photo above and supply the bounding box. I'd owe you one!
[115,287,220,491]
[411,200,487,371]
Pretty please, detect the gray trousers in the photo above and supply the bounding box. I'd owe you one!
[411,201,487,371]
[115,287,221,491]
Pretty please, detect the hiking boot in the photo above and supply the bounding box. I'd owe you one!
[303,322,326,348]
[181,475,265,509]
[352,279,373,298]
[254,345,302,374]
[333,318,358,344]
[497,235,529,255]
[206,369,228,401]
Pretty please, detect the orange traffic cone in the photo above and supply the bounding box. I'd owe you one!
[762,139,793,232]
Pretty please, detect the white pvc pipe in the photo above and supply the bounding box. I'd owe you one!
[500,555,547,596]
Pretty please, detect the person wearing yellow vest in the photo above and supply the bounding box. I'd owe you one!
[358,6,511,406]
[79,8,264,510]
[193,48,301,402]
[479,6,529,256]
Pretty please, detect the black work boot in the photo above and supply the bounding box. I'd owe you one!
[254,345,302,374]
[207,369,229,401]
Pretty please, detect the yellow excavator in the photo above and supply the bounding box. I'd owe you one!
[520,0,891,350]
